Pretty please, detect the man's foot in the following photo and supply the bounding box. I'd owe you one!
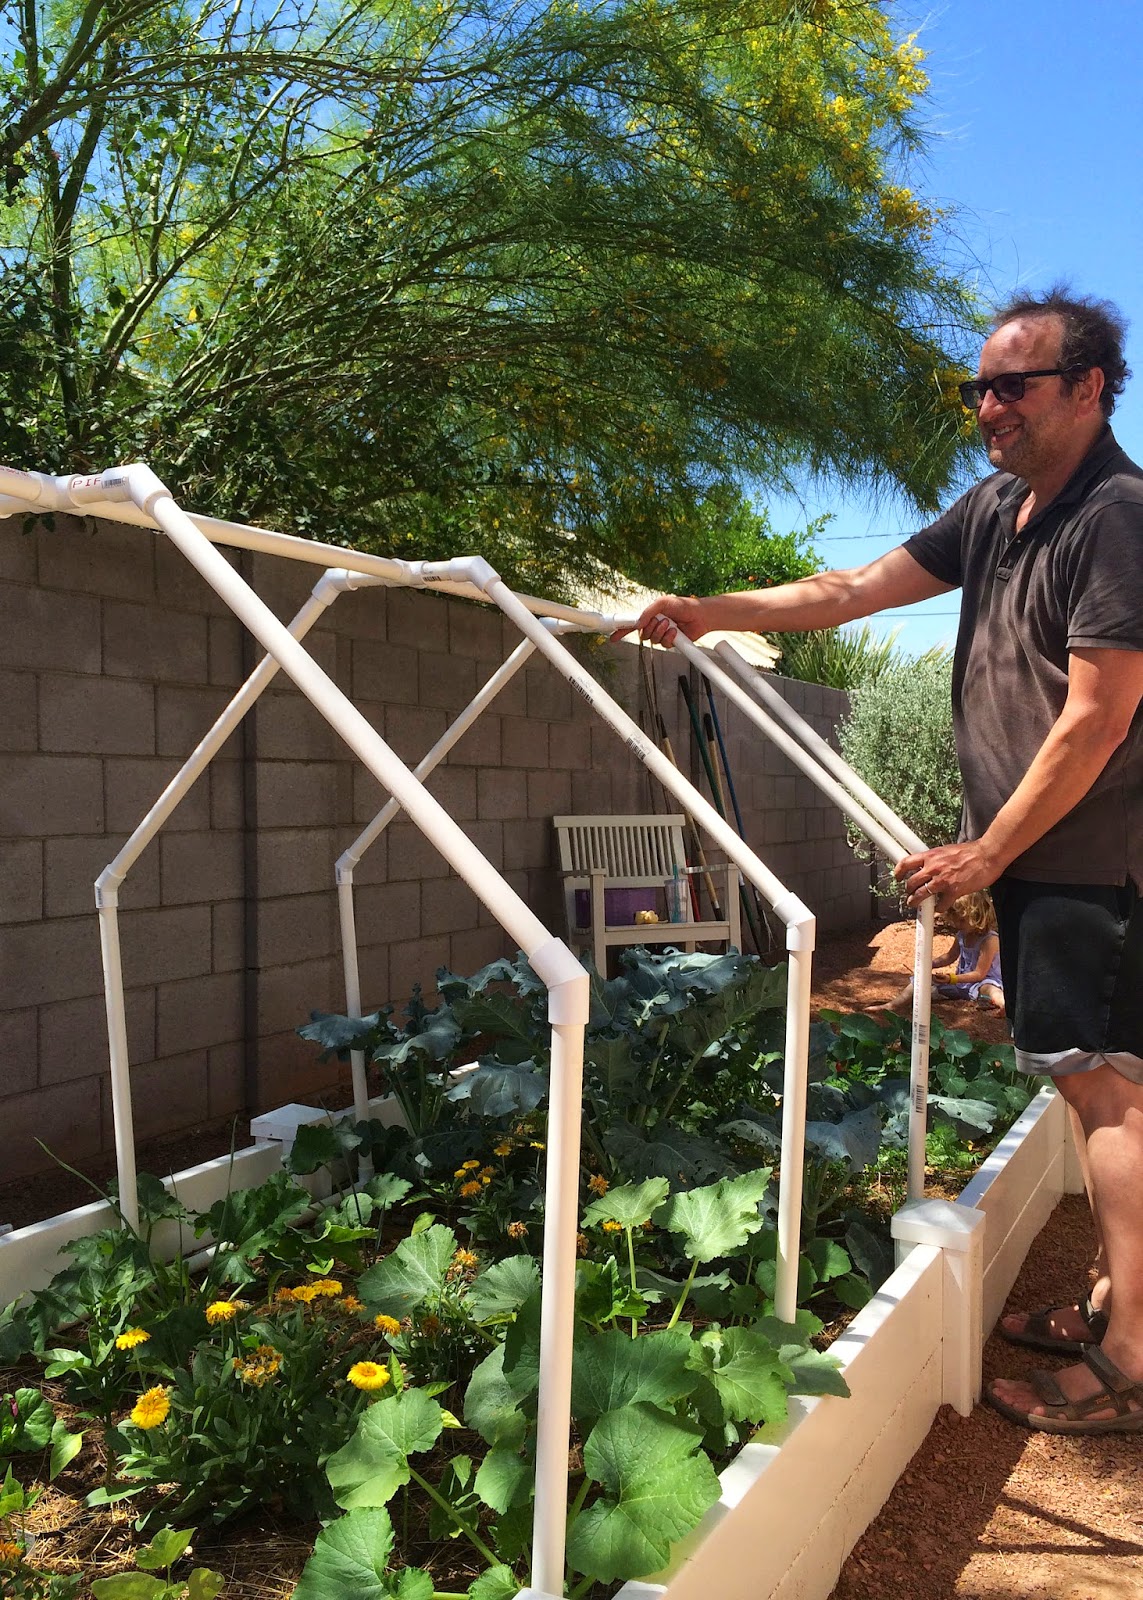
[999,1295,1108,1355]
[987,1344,1143,1434]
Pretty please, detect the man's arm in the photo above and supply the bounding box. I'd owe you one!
[612,546,953,644]
[897,647,1143,908]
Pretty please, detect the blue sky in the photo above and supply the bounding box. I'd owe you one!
[766,0,1143,654]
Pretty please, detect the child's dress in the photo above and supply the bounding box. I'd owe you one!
[934,932,1003,1002]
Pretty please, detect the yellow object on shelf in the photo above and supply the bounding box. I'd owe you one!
[634,909,660,925]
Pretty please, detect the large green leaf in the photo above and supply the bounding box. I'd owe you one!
[468,1565,522,1599]
[781,1345,850,1399]
[299,1010,388,1056]
[466,1256,541,1325]
[135,1527,194,1570]
[581,1177,669,1232]
[90,1577,164,1600]
[659,1168,771,1263]
[326,1389,444,1510]
[474,1446,532,1514]
[292,1508,397,1600]
[451,991,538,1043]
[571,1328,696,1429]
[358,1225,457,1318]
[686,1327,791,1426]
[464,1345,534,1449]
[566,1404,720,1581]
[445,1060,548,1118]
[575,1258,647,1327]
[603,1120,731,1187]
[1,1387,56,1454]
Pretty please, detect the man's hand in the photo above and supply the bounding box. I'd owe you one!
[893,840,996,911]
[610,595,710,646]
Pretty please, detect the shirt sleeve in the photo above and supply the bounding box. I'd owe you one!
[900,490,973,588]
[1065,493,1143,650]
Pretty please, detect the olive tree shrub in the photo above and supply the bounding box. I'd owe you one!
[837,653,961,889]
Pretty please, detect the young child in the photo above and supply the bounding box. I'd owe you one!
[889,889,1005,1013]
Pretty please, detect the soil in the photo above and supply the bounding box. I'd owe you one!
[831,1194,1143,1600]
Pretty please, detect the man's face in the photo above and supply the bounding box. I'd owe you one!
[975,314,1085,481]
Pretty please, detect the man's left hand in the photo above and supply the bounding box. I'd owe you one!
[893,840,996,910]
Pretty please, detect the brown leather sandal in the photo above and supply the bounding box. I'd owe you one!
[998,1294,1108,1356]
[987,1344,1143,1434]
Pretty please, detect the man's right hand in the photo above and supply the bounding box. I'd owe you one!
[610,595,711,646]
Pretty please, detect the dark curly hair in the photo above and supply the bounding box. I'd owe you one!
[993,285,1131,417]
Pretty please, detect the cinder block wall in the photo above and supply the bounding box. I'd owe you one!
[0,515,871,1181]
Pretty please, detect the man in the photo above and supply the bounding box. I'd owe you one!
[622,288,1143,1433]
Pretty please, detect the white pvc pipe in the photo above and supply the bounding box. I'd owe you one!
[908,898,936,1202]
[93,570,377,1225]
[775,943,814,1322]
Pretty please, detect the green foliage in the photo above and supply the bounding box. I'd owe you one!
[772,624,952,692]
[89,1526,223,1600]
[637,492,826,598]
[291,1507,434,1600]
[0,1466,83,1600]
[1,0,978,589]
[837,652,962,858]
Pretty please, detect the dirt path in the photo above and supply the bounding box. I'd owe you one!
[831,1194,1143,1600]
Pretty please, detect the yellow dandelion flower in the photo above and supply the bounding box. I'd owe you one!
[131,1386,171,1429]
[493,1142,513,1157]
[576,1231,589,1255]
[601,1219,623,1233]
[0,1538,25,1565]
[507,1220,528,1241]
[453,1167,468,1178]
[480,1175,492,1186]
[420,1312,442,1337]
[461,1159,481,1171]
[460,1180,481,1198]
[233,1344,282,1386]
[478,1167,495,1180]
[338,1295,364,1314]
[347,1360,391,1392]
[374,1313,401,1335]
[309,1278,343,1298]
[205,1300,248,1325]
[588,1174,609,1196]
[292,1284,318,1304]
[274,1286,297,1303]
[452,1248,479,1270]
[115,1327,150,1350]
[530,1141,545,1150]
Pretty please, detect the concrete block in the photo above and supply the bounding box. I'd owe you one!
[454,711,500,766]
[345,829,389,886]
[39,987,156,1086]
[6,1077,103,1181]
[0,1008,37,1095]
[254,761,341,828]
[502,818,550,872]
[39,675,154,756]
[354,941,389,1010]
[160,830,245,904]
[156,685,242,760]
[547,721,591,772]
[0,525,38,583]
[105,758,210,834]
[0,583,101,673]
[108,1049,211,1146]
[384,822,451,882]
[785,810,807,843]
[332,583,388,642]
[418,649,476,712]
[0,840,42,923]
[38,516,156,601]
[352,639,418,705]
[0,671,37,751]
[526,769,572,820]
[387,934,450,1009]
[210,761,246,831]
[154,536,237,614]
[257,891,340,967]
[251,1031,340,1114]
[103,601,209,684]
[157,970,244,1055]
[386,588,448,651]
[1,916,103,1006]
[119,905,213,986]
[44,834,161,916]
[423,764,476,820]
[208,1041,247,1119]
[478,656,528,716]
[254,828,339,898]
[571,770,612,813]
[208,614,246,687]
[450,925,510,976]
[477,769,526,821]
[383,703,448,765]
[526,666,573,723]
[255,691,341,761]
[464,821,504,874]
[421,876,480,938]
[501,717,549,770]
[211,900,246,974]
[256,957,339,1036]
[447,599,503,659]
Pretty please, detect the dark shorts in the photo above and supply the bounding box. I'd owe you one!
[990,877,1143,1078]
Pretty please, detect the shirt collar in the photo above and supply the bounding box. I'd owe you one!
[993,425,1125,528]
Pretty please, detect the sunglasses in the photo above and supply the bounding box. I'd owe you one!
[958,367,1081,411]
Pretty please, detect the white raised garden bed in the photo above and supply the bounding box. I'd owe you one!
[1,1087,1077,1600]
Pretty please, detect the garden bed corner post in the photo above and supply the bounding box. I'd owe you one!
[891,1197,986,1416]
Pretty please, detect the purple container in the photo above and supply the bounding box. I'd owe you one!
[573,887,658,929]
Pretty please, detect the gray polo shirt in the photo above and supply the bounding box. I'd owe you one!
[903,427,1143,887]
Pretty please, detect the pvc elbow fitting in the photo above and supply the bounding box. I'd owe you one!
[529,936,591,1026]
[772,892,816,952]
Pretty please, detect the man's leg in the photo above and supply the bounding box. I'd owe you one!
[990,1063,1143,1419]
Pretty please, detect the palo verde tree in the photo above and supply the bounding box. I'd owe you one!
[1,0,978,591]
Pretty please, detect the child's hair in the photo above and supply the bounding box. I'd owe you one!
[949,889,997,936]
